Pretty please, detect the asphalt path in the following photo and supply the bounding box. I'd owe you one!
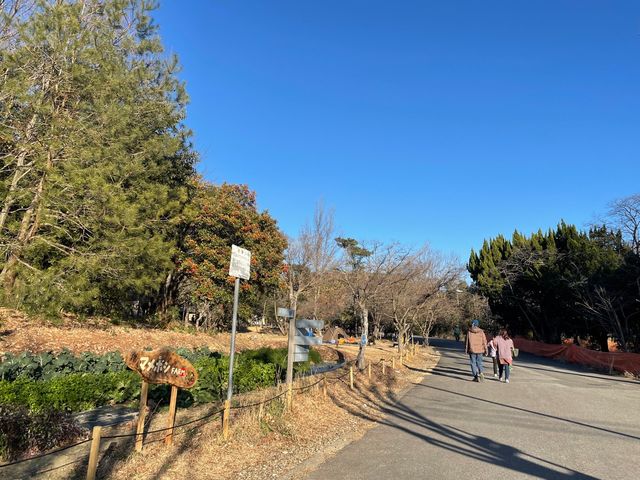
[305,339,639,480]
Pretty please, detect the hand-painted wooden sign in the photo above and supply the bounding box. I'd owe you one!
[125,348,198,389]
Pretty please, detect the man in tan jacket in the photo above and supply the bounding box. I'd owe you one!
[465,319,488,382]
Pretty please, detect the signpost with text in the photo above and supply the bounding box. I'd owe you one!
[224,245,251,438]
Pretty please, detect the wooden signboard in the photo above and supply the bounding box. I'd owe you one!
[126,348,198,450]
[125,348,198,389]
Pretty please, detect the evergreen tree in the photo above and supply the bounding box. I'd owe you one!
[178,181,287,330]
[0,0,196,316]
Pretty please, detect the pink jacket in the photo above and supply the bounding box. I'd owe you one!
[494,336,514,365]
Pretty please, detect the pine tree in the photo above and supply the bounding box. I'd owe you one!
[0,0,196,316]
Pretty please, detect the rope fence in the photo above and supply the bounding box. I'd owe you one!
[0,347,421,478]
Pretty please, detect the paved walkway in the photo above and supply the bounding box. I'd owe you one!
[305,339,640,480]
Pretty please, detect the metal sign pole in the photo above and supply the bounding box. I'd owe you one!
[226,277,241,401]
[286,311,296,385]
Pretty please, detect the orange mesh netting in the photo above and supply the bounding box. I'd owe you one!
[513,338,640,376]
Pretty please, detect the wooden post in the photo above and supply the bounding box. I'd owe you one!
[86,426,102,480]
[368,363,371,380]
[349,366,354,389]
[286,382,293,410]
[322,373,327,399]
[135,381,149,452]
[222,399,231,440]
[382,360,386,375]
[164,385,178,445]
[392,357,395,370]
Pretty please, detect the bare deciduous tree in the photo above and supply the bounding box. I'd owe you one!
[382,249,461,352]
[605,193,640,255]
[283,203,337,324]
[335,239,415,369]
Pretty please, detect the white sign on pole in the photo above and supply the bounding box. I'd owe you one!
[277,307,295,318]
[292,319,324,363]
[229,245,251,280]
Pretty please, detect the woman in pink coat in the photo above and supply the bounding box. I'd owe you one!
[493,329,514,383]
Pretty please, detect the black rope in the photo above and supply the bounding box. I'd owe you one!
[31,457,85,476]
[291,377,323,391]
[230,389,287,410]
[0,366,350,466]
[0,438,91,468]
[101,406,225,439]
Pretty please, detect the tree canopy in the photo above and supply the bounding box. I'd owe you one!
[0,0,196,316]
[468,221,640,351]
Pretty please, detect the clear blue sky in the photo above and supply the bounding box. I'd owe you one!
[153,1,640,263]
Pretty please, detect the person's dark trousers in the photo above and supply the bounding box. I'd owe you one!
[492,356,498,376]
[469,353,484,378]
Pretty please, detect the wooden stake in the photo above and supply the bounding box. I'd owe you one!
[135,381,149,452]
[164,385,178,445]
[349,366,354,389]
[392,357,395,370]
[382,360,386,375]
[258,393,264,421]
[322,373,327,399]
[286,382,293,410]
[222,399,231,440]
[86,426,102,480]
[368,363,371,380]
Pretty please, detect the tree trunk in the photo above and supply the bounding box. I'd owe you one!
[312,286,320,320]
[0,151,49,293]
[356,304,368,370]
[597,331,609,352]
[0,114,37,233]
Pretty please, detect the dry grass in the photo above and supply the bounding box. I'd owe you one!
[0,308,288,355]
[0,308,439,479]
[95,347,438,480]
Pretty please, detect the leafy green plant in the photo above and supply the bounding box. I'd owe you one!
[0,349,126,382]
[0,372,140,412]
[0,346,324,411]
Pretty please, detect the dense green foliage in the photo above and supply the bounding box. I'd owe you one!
[0,0,196,316]
[469,222,640,351]
[0,346,322,410]
[0,349,126,381]
[0,1,287,327]
[177,182,287,329]
[0,371,140,412]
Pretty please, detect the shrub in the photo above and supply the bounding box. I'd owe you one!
[0,372,140,412]
[0,349,126,382]
[0,346,324,411]
[0,405,87,461]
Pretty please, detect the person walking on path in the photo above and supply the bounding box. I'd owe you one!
[465,319,487,382]
[488,336,498,378]
[494,329,514,383]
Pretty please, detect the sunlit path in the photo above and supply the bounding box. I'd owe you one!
[305,339,639,480]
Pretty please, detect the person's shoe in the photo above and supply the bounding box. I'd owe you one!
[479,373,485,382]
[493,373,498,378]
[505,379,510,383]
[472,376,479,382]
[498,376,502,381]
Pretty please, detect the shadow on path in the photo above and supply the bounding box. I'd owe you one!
[327,378,598,480]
